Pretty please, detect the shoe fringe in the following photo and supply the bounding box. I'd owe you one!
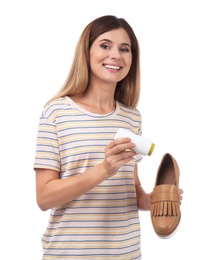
[151,201,180,217]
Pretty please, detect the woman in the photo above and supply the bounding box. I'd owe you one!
[34,15,183,259]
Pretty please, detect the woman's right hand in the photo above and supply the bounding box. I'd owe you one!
[102,137,136,177]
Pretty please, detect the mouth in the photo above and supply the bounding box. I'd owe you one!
[103,64,121,71]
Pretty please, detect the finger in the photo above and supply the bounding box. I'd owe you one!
[115,150,136,161]
[114,152,136,166]
[178,188,183,195]
[107,137,132,149]
[112,141,136,154]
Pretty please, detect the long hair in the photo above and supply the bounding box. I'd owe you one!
[49,15,141,107]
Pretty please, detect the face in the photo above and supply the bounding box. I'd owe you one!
[89,28,132,85]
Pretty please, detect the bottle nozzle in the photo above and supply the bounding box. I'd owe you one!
[148,143,155,156]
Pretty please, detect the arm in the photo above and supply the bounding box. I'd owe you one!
[134,165,152,211]
[36,164,107,211]
[36,137,136,211]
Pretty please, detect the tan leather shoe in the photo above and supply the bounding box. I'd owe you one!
[150,153,181,238]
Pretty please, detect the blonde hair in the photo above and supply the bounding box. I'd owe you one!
[48,15,141,108]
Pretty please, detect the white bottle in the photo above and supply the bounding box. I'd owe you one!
[114,128,155,156]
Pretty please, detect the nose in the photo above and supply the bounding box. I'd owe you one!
[110,47,121,60]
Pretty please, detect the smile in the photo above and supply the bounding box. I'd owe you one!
[104,64,121,70]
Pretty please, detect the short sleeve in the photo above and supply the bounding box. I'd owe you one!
[33,115,61,172]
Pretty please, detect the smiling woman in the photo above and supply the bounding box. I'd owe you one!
[76,28,133,114]
[47,15,140,108]
[33,15,183,260]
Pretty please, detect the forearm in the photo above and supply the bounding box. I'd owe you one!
[135,184,151,211]
[134,165,151,211]
[37,163,108,211]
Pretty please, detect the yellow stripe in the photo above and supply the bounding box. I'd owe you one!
[67,199,136,208]
[43,250,141,259]
[45,224,140,236]
[51,211,138,222]
[48,237,140,249]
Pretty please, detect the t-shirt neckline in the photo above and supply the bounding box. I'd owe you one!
[65,96,119,118]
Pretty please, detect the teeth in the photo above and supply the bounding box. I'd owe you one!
[104,65,120,70]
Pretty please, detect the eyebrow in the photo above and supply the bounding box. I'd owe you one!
[99,38,131,48]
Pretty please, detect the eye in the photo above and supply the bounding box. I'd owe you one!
[121,46,131,52]
[101,43,110,50]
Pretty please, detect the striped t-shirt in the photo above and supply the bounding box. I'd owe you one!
[34,96,143,260]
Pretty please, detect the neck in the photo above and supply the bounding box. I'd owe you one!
[71,87,116,115]
[84,82,116,110]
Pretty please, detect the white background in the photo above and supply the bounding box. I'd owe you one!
[1,0,212,259]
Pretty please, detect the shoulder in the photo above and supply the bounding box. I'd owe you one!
[41,97,70,120]
[118,102,141,119]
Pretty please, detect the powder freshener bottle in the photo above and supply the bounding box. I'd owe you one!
[114,128,155,156]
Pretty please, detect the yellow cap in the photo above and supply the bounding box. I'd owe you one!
[148,143,155,156]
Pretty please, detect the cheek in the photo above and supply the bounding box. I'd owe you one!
[125,56,132,72]
[90,50,103,68]
[90,46,104,60]
[127,55,133,67]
